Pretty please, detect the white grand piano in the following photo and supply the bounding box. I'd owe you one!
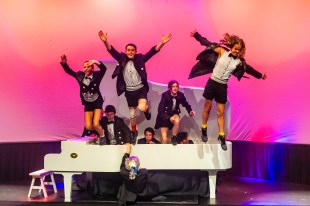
[44,62,232,202]
[44,137,232,202]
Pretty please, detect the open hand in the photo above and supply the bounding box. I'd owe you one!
[98,30,108,42]
[60,54,67,64]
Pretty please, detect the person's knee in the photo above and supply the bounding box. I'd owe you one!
[173,117,180,125]
[217,110,224,118]
[137,104,147,112]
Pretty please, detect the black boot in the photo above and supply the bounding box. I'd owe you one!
[201,128,208,142]
[218,135,227,151]
[144,110,151,120]
[171,135,178,146]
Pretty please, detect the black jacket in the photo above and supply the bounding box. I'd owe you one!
[100,116,132,145]
[61,62,107,105]
[188,32,263,80]
[155,90,192,129]
[108,46,159,96]
[118,153,148,205]
[137,137,161,144]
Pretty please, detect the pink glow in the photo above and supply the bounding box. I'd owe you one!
[0,0,309,144]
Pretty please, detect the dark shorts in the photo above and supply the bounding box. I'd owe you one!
[159,115,178,130]
[155,112,179,130]
[203,78,227,104]
[84,98,103,112]
[125,86,148,107]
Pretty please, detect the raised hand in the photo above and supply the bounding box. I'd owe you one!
[262,72,267,80]
[190,29,197,37]
[98,30,108,42]
[161,33,172,44]
[60,54,67,64]
[87,60,100,66]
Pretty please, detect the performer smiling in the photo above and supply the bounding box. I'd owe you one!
[98,30,172,141]
[189,30,267,150]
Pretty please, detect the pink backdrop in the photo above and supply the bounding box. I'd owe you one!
[0,0,309,144]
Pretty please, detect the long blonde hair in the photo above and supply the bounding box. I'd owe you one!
[220,33,246,58]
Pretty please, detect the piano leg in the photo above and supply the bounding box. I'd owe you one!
[55,172,82,202]
[208,170,218,198]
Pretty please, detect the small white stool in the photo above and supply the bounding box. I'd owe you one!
[28,169,58,198]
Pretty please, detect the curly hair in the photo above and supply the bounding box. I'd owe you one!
[219,33,246,58]
[125,156,140,170]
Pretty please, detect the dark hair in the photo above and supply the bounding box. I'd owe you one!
[176,132,188,143]
[125,43,137,51]
[168,80,179,89]
[144,127,154,136]
[105,105,116,113]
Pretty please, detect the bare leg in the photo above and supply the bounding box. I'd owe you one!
[92,109,104,137]
[202,99,213,125]
[129,107,138,143]
[201,99,212,142]
[129,107,137,131]
[84,111,94,131]
[171,114,180,136]
[216,103,225,134]
[160,127,169,144]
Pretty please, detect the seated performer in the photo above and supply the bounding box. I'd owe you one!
[137,127,161,144]
[98,30,172,141]
[99,105,132,145]
[155,80,195,145]
[176,132,194,144]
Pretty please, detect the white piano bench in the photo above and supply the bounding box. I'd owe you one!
[27,169,57,198]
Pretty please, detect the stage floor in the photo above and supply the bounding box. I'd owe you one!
[0,175,309,205]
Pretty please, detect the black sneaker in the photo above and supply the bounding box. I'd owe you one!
[131,131,138,145]
[171,135,178,146]
[218,135,227,151]
[201,128,208,142]
[99,136,107,145]
[144,110,151,120]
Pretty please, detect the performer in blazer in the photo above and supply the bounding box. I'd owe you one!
[155,80,195,145]
[189,30,267,150]
[60,55,107,140]
[98,30,172,141]
[100,105,132,145]
[137,127,161,144]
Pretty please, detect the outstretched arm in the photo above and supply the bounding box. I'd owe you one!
[155,33,172,51]
[98,30,112,50]
[60,54,76,77]
[125,143,131,155]
[191,29,222,55]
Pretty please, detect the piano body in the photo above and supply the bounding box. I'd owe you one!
[44,62,232,202]
[44,137,232,202]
